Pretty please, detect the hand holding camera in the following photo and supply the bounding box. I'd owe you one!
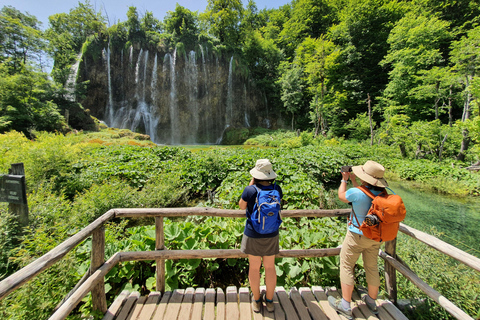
[341,166,352,172]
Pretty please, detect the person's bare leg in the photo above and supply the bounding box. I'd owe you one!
[262,255,276,301]
[248,255,262,301]
[341,282,354,303]
[367,285,379,299]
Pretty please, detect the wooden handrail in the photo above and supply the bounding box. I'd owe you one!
[379,250,474,320]
[399,223,480,272]
[0,209,116,300]
[0,207,478,320]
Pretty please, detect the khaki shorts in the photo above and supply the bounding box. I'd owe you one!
[240,234,279,257]
[340,231,381,287]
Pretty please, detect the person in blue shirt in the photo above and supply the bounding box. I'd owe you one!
[328,160,387,319]
[239,159,283,313]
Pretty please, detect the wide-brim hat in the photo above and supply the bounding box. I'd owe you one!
[352,160,388,188]
[250,159,277,180]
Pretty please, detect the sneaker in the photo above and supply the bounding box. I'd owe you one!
[328,296,352,320]
[265,299,274,312]
[252,298,262,313]
[362,295,378,314]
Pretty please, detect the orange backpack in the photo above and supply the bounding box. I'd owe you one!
[351,186,406,242]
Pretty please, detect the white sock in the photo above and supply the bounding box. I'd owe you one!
[341,298,351,310]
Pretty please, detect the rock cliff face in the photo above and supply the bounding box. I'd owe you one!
[77,44,274,144]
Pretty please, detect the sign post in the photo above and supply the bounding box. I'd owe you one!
[0,163,28,227]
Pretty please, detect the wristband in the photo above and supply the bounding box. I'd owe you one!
[341,180,348,183]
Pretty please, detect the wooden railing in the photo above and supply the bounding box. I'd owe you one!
[0,207,478,320]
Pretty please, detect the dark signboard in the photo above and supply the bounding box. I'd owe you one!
[0,175,27,204]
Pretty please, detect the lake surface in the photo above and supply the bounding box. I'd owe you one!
[388,180,480,258]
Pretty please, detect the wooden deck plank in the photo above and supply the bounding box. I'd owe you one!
[216,287,226,320]
[271,290,284,320]
[352,291,379,320]
[203,288,216,320]
[162,289,184,320]
[116,291,140,320]
[289,287,311,319]
[299,287,329,320]
[377,299,409,320]
[136,291,161,320]
[102,290,129,320]
[226,286,239,320]
[238,287,251,320]
[191,287,205,320]
[127,295,147,320]
[105,287,408,320]
[275,286,299,320]
[151,291,171,320]
[312,286,342,320]
[177,287,195,319]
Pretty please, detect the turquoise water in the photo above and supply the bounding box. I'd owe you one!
[388,180,480,258]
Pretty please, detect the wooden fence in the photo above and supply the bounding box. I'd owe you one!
[0,207,479,320]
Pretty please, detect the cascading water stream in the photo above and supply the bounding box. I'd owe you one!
[169,48,178,144]
[66,52,83,101]
[226,56,234,126]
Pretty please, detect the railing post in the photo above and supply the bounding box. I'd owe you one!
[155,217,165,293]
[384,238,397,304]
[91,226,107,313]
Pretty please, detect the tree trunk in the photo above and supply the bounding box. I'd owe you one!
[367,94,373,146]
[434,81,440,120]
[399,143,407,158]
[448,86,453,127]
[438,134,448,161]
[457,77,472,160]
[291,112,295,131]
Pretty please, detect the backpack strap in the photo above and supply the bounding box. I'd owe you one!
[348,186,385,228]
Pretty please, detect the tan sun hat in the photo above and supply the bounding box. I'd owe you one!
[351,160,388,188]
[250,159,277,180]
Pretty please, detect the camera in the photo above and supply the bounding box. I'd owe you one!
[364,214,380,226]
[341,165,352,172]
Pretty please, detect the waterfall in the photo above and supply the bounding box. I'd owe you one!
[199,44,211,142]
[129,45,133,66]
[151,53,158,104]
[65,52,83,101]
[186,50,199,144]
[169,48,178,144]
[106,44,114,124]
[84,45,270,145]
[226,56,234,126]
[244,84,250,127]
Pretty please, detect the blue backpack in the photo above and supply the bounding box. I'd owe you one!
[251,184,282,234]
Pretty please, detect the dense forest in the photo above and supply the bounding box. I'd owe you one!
[1,0,480,319]
[1,0,480,164]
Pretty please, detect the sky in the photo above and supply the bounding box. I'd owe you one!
[4,0,292,30]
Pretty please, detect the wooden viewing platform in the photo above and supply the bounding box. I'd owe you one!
[1,207,479,320]
[104,286,408,320]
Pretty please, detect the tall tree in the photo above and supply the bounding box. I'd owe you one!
[279,0,338,59]
[296,36,339,136]
[278,62,305,130]
[0,6,45,72]
[381,12,452,121]
[203,0,243,49]
[163,4,198,49]
[327,0,404,136]
[45,1,106,84]
[450,26,480,160]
